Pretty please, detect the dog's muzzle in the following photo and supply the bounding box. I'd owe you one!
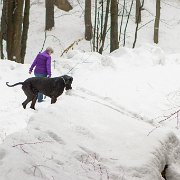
[65,84,72,90]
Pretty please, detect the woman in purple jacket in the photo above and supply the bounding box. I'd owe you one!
[29,47,54,102]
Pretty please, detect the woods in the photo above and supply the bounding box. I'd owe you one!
[0,0,163,63]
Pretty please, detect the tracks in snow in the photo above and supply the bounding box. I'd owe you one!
[69,87,152,124]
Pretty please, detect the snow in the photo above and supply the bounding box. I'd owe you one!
[1,0,180,180]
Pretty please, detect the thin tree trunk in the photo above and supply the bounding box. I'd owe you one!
[7,0,14,60]
[21,0,30,64]
[100,0,103,42]
[93,0,98,51]
[154,0,160,44]
[0,0,7,59]
[45,0,54,31]
[123,0,134,47]
[135,0,141,23]
[110,0,119,52]
[96,10,100,52]
[84,0,92,40]
[1,0,7,41]
[132,0,144,48]
[99,0,110,54]
[0,30,3,59]
[119,0,125,44]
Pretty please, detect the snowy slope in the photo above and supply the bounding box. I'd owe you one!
[1,46,180,179]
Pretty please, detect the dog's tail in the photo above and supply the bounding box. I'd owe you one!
[6,82,23,87]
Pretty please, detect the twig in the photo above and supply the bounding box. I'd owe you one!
[161,0,180,9]
[138,19,154,31]
[12,140,52,147]
[12,140,53,153]
[147,125,161,136]
[40,31,47,52]
[60,38,83,57]
[158,109,180,123]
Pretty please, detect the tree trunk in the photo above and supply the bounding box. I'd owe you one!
[0,0,8,59]
[135,0,141,24]
[1,0,7,41]
[123,0,134,46]
[7,0,15,61]
[45,0,54,31]
[99,0,110,54]
[110,0,119,52]
[119,0,126,44]
[21,0,30,64]
[132,0,144,48]
[84,0,92,41]
[154,0,160,44]
[0,30,3,59]
[7,0,24,63]
[93,0,98,51]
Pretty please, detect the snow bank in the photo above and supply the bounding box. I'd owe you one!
[1,46,180,179]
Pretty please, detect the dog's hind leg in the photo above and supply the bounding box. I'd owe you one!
[22,97,33,109]
[30,94,38,110]
[22,85,35,109]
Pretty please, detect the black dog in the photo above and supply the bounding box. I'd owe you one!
[6,75,73,110]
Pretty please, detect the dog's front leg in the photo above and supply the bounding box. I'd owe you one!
[51,96,57,104]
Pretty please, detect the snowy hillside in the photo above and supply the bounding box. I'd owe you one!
[1,0,180,180]
[1,46,180,179]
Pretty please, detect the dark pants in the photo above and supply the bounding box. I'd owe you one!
[34,73,47,102]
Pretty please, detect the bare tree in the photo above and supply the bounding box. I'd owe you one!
[123,0,134,46]
[21,0,30,63]
[1,0,7,41]
[132,0,144,48]
[135,0,141,23]
[84,0,92,40]
[119,0,126,44]
[0,0,7,59]
[99,0,110,54]
[110,0,119,52]
[93,0,98,51]
[7,0,24,63]
[2,0,30,63]
[154,0,160,44]
[45,0,54,31]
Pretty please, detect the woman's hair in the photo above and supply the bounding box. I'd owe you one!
[46,47,54,54]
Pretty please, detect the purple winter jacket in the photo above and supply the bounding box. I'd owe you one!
[29,50,51,76]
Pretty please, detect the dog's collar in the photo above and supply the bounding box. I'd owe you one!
[61,76,66,84]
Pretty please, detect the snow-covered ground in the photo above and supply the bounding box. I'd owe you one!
[1,46,180,179]
[1,0,180,180]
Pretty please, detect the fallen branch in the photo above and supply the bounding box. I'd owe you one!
[158,109,180,124]
[60,38,83,57]
[12,140,52,147]
[148,108,180,136]
[12,140,53,153]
